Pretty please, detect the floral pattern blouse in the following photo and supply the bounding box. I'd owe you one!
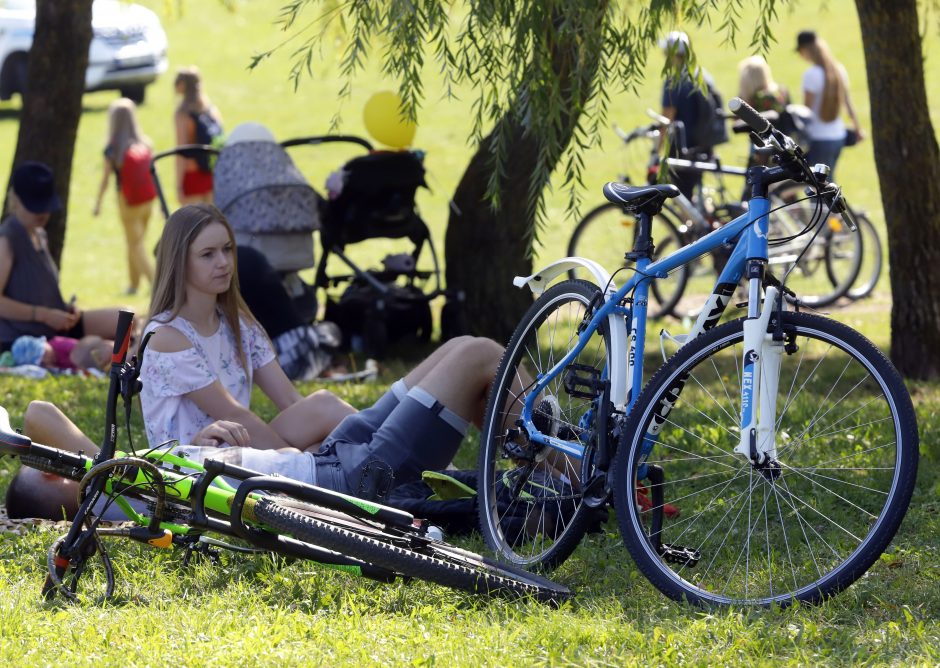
[140,310,275,447]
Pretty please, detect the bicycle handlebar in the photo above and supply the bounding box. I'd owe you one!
[728,97,770,136]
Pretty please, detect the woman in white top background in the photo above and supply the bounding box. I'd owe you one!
[795,30,864,178]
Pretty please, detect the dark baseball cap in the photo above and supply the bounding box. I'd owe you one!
[796,30,816,51]
[11,161,62,214]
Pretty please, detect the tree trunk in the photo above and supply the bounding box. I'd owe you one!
[855,0,940,379]
[445,6,607,343]
[3,0,93,267]
[445,121,543,342]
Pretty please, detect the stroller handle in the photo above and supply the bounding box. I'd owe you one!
[149,144,221,219]
[280,135,374,152]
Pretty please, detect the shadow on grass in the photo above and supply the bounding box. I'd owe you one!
[0,101,111,123]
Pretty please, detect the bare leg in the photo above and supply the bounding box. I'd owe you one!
[406,336,504,427]
[80,308,126,340]
[24,401,99,456]
[13,401,93,520]
[270,389,358,452]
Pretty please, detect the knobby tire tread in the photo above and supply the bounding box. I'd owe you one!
[255,498,570,604]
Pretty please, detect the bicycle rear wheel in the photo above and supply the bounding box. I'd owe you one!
[253,498,571,604]
[845,212,882,301]
[478,280,610,571]
[611,311,918,606]
[769,190,862,308]
[567,202,687,319]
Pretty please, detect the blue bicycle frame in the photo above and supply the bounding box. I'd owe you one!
[516,195,773,462]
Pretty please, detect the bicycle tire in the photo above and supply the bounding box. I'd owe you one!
[567,202,688,319]
[768,188,862,308]
[253,498,571,604]
[845,212,882,301]
[611,311,918,607]
[478,280,609,570]
[19,453,84,480]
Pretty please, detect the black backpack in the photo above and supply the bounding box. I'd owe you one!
[689,77,728,151]
[190,111,224,172]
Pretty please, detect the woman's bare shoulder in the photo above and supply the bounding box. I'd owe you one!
[147,325,193,353]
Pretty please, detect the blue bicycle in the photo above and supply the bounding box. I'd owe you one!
[477,98,918,606]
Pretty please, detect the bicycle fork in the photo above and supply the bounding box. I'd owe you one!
[734,282,782,467]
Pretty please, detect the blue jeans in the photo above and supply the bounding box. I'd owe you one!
[806,138,845,181]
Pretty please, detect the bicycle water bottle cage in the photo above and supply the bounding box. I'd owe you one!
[602,182,680,216]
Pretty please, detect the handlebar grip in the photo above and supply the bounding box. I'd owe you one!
[110,309,135,366]
[728,97,771,136]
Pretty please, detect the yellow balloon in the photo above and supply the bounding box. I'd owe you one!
[363,91,417,149]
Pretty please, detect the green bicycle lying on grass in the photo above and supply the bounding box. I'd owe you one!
[0,311,569,605]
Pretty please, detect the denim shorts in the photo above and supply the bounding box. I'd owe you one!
[317,379,469,494]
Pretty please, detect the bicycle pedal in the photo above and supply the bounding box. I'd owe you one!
[563,363,606,400]
[658,543,700,567]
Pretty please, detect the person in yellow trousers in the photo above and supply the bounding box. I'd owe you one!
[93,98,157,296]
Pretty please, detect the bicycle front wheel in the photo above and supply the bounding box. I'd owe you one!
[567,202,688,319]
[478,279,610,570]
[252,498,570,604]
[612,311,918,606]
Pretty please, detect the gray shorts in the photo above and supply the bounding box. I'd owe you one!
[164,379,468,496]
[318,379,469,494]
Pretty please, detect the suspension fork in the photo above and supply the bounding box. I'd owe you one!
[734,275,781,465]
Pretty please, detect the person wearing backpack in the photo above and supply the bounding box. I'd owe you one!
[174,66,224,205]
[658,31,728,199]
[93,98,156,295]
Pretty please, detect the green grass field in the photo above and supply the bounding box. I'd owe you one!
[1,1,940,665]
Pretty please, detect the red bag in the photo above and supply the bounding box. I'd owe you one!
[119,143,157,205]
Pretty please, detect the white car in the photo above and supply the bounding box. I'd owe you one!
[0,0,168,104]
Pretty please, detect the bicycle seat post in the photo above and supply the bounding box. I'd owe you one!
[625,210,655,263]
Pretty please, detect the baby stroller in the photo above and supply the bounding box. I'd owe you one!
[213,123,377,324]
[317,148,465,357]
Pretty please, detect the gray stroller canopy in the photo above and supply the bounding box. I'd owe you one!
[214,139,322,235]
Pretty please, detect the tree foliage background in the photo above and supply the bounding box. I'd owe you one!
[260,0,780,339]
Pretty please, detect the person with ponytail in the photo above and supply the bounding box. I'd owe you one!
[173,66,224,205]
[796,31,864,178]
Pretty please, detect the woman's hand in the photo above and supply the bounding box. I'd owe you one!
[38,307,80,331]
[192,420,251,447]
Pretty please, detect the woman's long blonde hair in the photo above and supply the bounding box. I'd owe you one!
[106,98,150,168]
[149,204,257,372]
[803,37,845,122]
[174,65,211,115]
[738,55,780,105]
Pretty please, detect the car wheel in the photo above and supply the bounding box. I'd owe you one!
[1,53,29,101]
[119,85,146,104]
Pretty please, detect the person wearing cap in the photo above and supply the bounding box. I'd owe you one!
[0,161,124,351]
[795,30,864,178]
[658,31,724,199]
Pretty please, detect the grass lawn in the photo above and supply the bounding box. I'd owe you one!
[1,0,939,665]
